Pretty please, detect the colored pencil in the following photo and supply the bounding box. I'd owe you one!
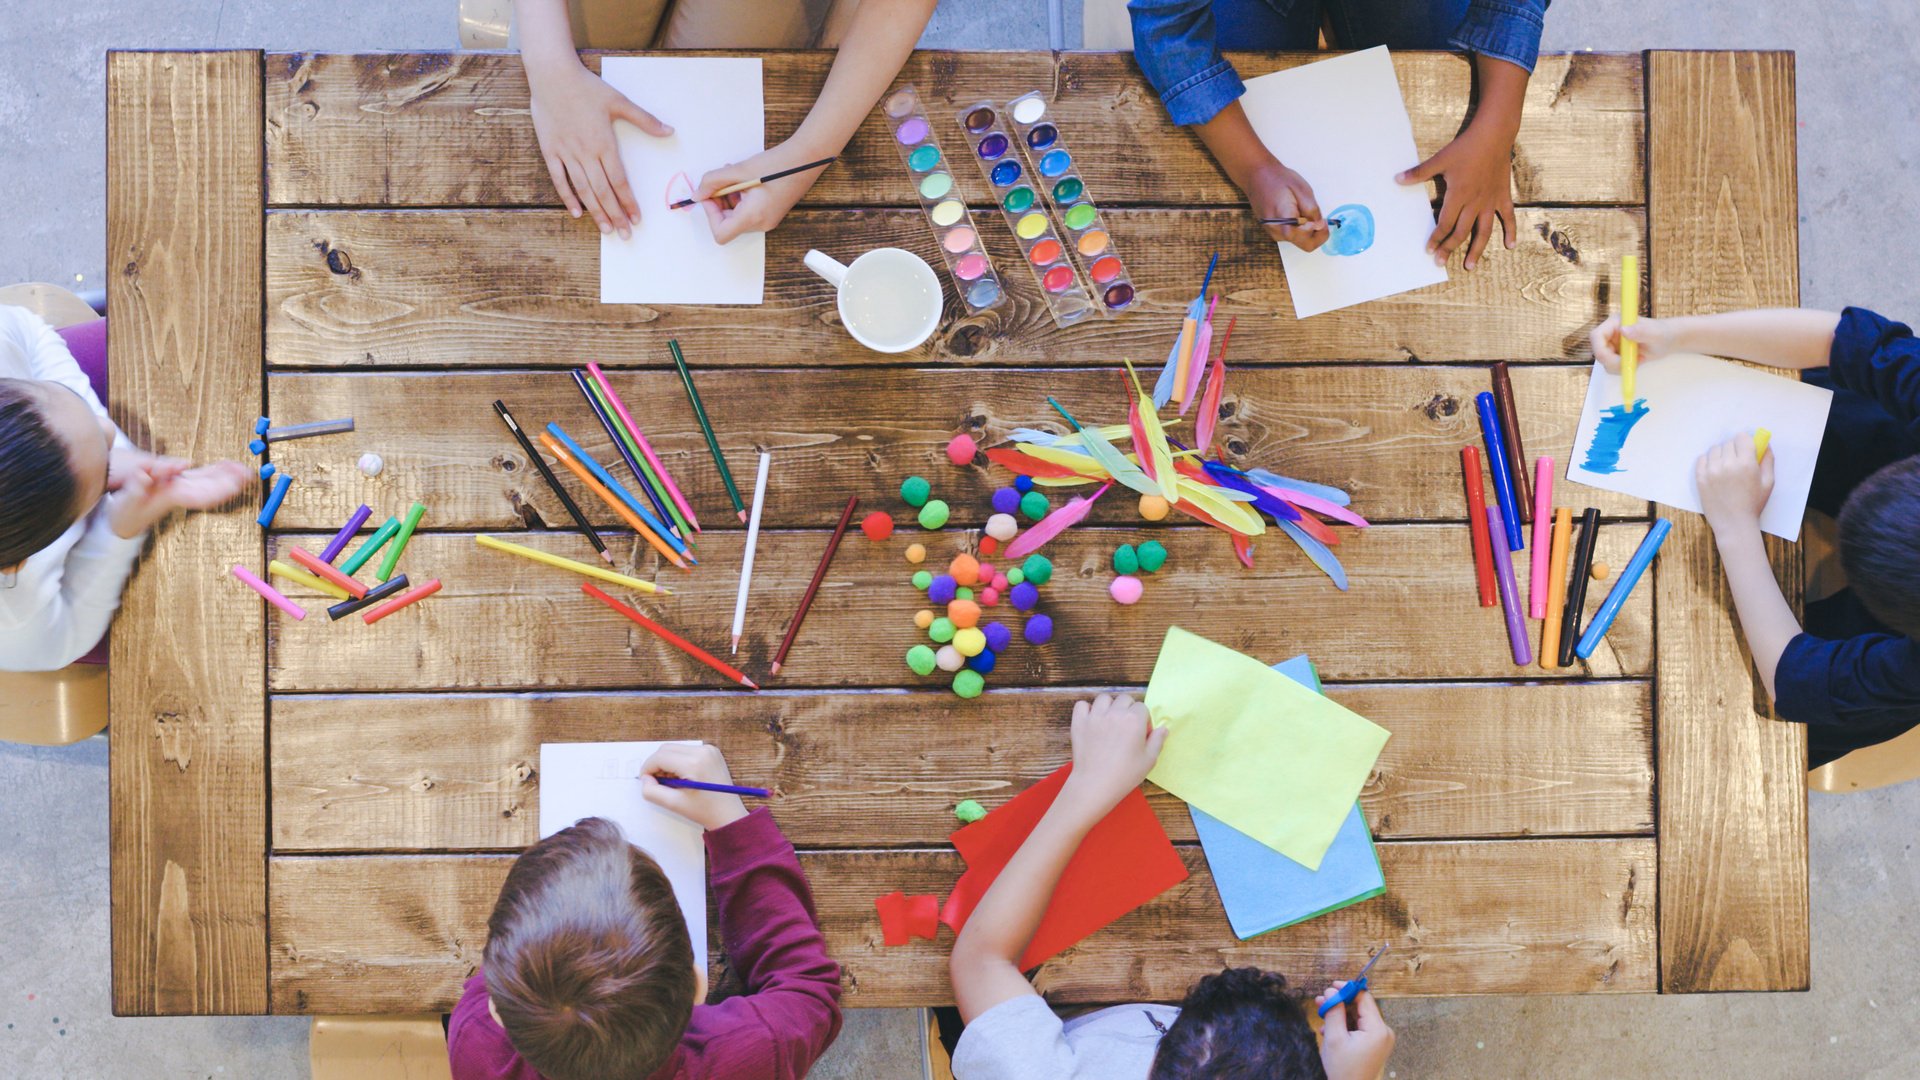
[378,501,427,582]
[1490,362,1530,523]
[263,417,354,442]
[574,368,679,540]
[657,777,771,798]
[1620,254,1639,404]
[363,577,442,625]
[287,545,369,599]
[328,574,410,620]
[1575,518,1671,659]
[1558,508,1602,667]
[545,422,690,562]
[730,451,771,653]
[1753,427,1772,460]
[1539,508,1572,669]
[1528,457,1554,618]
[1487,505,1532,666]
[1461,446,1497,607]
[668,155,837,209]
[257,473,292,529]
[1475,392,1524,551]
[320,504,373,563]
[269,559,350,601]
[475,534,668,594]
[341,515,401,576]
[582,365,695,539]
[494,399,612,565]
[582,582,758,690]
[1258,216,1343,227]
[771,495,858,675]
[540,430,690,570]
[668,339,744,521]
[588,361,701,533]
[232,564,305,620]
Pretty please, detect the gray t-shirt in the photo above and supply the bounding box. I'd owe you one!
[952,995,1179,1080]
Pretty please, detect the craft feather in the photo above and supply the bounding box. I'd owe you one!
[1203,462,1302,521]
[1180,296,1218,415]
[1004,483,1111,560]
[1277,518,1349,590]
[986,447,1090,478]
[1241,466,1353,508]
[1174,475,1264,534]
[1125,363,1180,500]
[1231,532,1255,569]
[1152,324,1184,408]
[1014,443,1112,476]
[1194,316,1235,453]
[1063,414,1159,496]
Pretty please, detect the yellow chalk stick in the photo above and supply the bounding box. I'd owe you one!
[1753,427,1772,461]
[268,559,350,601]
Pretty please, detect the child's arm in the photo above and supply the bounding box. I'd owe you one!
[1397,52,1526,270]
[693,0,937,243]
[1591,309,1844,373]
[1315,982,1396,1080]
[949,694,1169,1023]
[1697,434,1800,702]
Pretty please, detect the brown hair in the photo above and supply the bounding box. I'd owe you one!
[1839,457,1920,638]
[482,816,698,1080]
[0,379,83,567]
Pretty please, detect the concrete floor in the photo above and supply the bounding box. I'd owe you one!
[3,1,1918,1076]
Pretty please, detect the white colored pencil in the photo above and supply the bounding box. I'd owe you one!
[731,451,772,653]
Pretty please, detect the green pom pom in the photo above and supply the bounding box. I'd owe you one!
[1112,544,1139,574]
[900,476,932,507]
[954,799,987,823]
[912,570,934,590]
[1019,490,1050,521]
[929,617,956,643]
[1021,554,1053,586]
[906,645,937,676]
[1006,568,1025,586]
[918,499,950,530]
[956,587,974,601]
[1137,540,1168,573]
[953,669,985,698]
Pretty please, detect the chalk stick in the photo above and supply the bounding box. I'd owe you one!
[249,438,266,455]
[319,504,373,563]
[362,578,442,625]
[255,417,270,434]
[377,502,426,582]
[268,559,350,601]
[340,515,400,576]
[256,473,292,528]
[259,463,275,480]
[263,417,355,442]
[232,564,306,620]
[327,574,409,620]
[287,545,369,599]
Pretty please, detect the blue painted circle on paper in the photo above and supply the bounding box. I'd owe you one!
[1322,203,1376,256]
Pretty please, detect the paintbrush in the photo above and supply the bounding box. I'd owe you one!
[669,156,837,209]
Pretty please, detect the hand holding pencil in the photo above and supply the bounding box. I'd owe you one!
[693,145,837,245]
[640,743,751,830]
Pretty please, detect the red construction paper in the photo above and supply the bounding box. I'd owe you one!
[939,763,1188,970]
[906,894,940,941]
[875,890,911,946]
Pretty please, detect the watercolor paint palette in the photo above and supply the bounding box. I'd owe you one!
[881,84,1006,313]
[1001,92,1136,315]
[954,99,1098,328]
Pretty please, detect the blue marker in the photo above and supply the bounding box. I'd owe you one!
[1575,518,1672,659]
[1475,392,1524,551]
[656,777,770,798]
[256,472,292,528]
[544,423,692,561]
[1317,944,1390,1017]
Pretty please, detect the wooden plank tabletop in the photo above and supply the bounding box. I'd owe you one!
[107,47,1806,1016]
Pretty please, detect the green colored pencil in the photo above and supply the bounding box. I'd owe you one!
[378,502,427,581]
[668,339,744,521]
[583,374,695,542]
[340,516,400,576]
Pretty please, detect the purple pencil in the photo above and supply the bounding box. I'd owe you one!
[1487,504,1532,665]
[319,504,372,563]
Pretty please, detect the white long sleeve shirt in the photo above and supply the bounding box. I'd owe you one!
[0,305,143,671]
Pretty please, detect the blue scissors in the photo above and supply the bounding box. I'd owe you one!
[1317,944,1390,1018]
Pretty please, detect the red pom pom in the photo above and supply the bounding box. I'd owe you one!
[860,512,894,541]
[978,535,1000,556]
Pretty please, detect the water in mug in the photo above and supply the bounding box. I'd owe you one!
[842,252,940,347]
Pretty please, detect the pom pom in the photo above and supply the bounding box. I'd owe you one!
[918,499,950,530]
[1109,575,1144,605]
[1591,561,1611,580]
[911,570,933,590]
[1019,490,1050,521]
[956,586,974,601]
[1020,554,1053,586]
[954,799,987,823]
[1014,475,1035,493]
[978,587,1000,607]
[861,511,895,541]
[953,627,986,657]
[1138,494,1170,521]
[949,553,981,586]
[358,452,385,477]
[1006,568,1025,586]
[1137,540,1167,573]
[1113,544,1139,574]
[992,487,1021,514]
[906,645,937,676]
[1023,614,1054,645]
[928,574,958,604]
[967,648,997,674]
[929,617,956,643]
[1010,582,1040,611]
[900,475,932,507]
[990,573,1010,592]
[985,513,1019,541]
[976,562,994,581]
[905,543,927,564]
[983,622,1012,652]
[936,645,965,672]
[947,599,981,629]
[953,669,985,698]
[978,535,1000,556]
[914,609,935,630]
[947,433,978,466]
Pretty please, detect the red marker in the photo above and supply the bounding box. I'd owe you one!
[1461,447,1497,607]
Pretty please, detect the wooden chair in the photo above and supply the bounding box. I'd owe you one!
[310,1015,455,1080]
[1800,511,1920,792]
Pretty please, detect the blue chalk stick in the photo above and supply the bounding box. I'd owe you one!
[259,463,276,480]
[1475,392,1524,552]
[1575,518,1671,659]
[254,417,270,435]
[257,473,292,528]
[249,438,266,455]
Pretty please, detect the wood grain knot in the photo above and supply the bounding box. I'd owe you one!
[1422,393,1460,421]
[1535,222,1581,264]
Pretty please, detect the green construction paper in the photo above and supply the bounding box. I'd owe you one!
[1144,627,1390,869]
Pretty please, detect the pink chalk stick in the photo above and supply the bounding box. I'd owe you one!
[232,563,307,620]
[1528,457,1554,618]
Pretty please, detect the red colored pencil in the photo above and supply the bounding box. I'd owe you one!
[582,582,759,690]
[1461,446,1497,607]
[770,495,858,676]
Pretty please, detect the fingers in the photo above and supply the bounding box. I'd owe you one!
[546,155,584,218]
[1426,196,1462,258]
[563,158,614,235]
[1463,211,1495,271]
[611,96,673,138]
[602,151,642,231]
[1352,990,1388,1032]
[1759,448,1776,490]
[1590,315,1622,372]
[1396,151,1444,186]
[695,162,754,201]
[1430,202,1474,266]
[584,160,631,239]
[1144,722,1170,759]
[1498,198,1518,250]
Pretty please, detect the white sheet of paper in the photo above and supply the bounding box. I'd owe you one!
[599,57,765,305]
[1239,47,1448,318]
[538,741,708,972]
[1567,354,1834,541]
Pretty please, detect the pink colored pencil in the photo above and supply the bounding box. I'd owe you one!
[586,361,702,533]
[232,564,306,620]
[1528,457,1554,618]
[363,578,442,624]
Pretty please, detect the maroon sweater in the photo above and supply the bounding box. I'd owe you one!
[448,808,843,1079]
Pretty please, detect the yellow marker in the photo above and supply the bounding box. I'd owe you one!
[1753,427,1772,461]
[475,534,669,595]
[268,559,350,601]
[1620,254,1639,404]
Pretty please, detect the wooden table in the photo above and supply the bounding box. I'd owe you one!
[106,48,1809,1016]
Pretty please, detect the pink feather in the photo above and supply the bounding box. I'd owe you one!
[1179,296,1218,416]
[1004,483,1111,560]
[1194,316,1234,453]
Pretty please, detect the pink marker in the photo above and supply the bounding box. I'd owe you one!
[587,361,702,533]
[232,564,307,621]
[1528,456,1554,618]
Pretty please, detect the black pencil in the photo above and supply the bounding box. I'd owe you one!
[1258,217,1342,227]
[494,399,613,565]
[1557,508,1602,667]
[669,156,837,209]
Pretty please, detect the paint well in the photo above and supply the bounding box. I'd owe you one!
[955,253,988,280]
[908,144,941,172]
[1015,212,1049,240]
[1025,122,1057,149]
[968,278,1002,307]
[930,199,965,227]
[965,106,996,132]
[1051,176,1083,203]
[1076,229,1108,257]
[990,159,1022,187]
[1012,96,1047,124]
[1028,238,1063,265]
[1038,149,1072,176]
[1063,203,1098,230]
[942,225,977,254]
[1003,186,1035,212]
[1104,282,1135,309]
[918,172,953,199]
[894,117,929,144]
[1042,265,1075,293]
[885,90,918,118]
[977,133,1009,159]
[1089,255,1123,283]
[1581,400,1651,474]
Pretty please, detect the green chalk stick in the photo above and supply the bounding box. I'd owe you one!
[340,516,401,576]
[378,502,426,582]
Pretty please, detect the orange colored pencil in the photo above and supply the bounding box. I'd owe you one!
[539,431,689,570]
[581,582,758,690]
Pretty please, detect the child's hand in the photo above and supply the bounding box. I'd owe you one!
[1696,434,1774,532]
[1244,161,1328,252]
[528,64,673,240]
[106,447,184,493]
[106,458,249,539]
[1059,693,1168,814]
[692,141,824,245]
[1398,125,1517,270]
[640,743,750,831]
[1590,314,1682,373]
[1316,985,1395,1080]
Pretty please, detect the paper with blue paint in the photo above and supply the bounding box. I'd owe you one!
[1238,47,1448,318]
[1568,354,1833,541]
[1192,656,1384,938]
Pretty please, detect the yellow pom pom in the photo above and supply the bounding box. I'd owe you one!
[1138,494,1171,521]
[905,543,927,564]
[914,609,935,629]
[1590,561,1610,580]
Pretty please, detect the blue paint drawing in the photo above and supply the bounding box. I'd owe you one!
[1582,399,1651,474]
[1323,204,1376,257]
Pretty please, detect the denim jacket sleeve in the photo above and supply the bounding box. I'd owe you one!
[1128,0,1247,127]
[1448,0,1550,73]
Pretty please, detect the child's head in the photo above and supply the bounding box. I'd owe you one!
[482,816,698,1080]
[0,378,114,568]
[1149,968,1325,1080]
[1839,458,1920,638]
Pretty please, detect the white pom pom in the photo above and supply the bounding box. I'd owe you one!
[357,452,384,477]
[984,513,1019,541]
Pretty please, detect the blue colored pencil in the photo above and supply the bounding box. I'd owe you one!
[1475,392,1524,551]
[1575,518,1671,659]
[257,473,292,528]
[319,504,372,563]
[657,777,771,798]
[544,422,693,561]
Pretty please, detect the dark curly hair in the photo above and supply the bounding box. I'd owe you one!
[1838,458,1920,639]
[0,379,82,568]
[1148,967,1325,1080]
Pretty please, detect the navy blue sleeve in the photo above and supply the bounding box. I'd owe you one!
[1827,307,1920,441]
[1775,631,1920,730]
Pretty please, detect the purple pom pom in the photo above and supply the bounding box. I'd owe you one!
[1010,581,1039,611]
[1023,614,1053,645]
[983,621,1012,653]
[991,487,1021,515]
[928,574,958,604]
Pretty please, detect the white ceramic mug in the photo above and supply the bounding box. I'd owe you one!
[804,248,943,353]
